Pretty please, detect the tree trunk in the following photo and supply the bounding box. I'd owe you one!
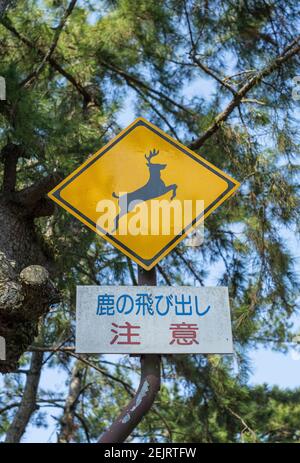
[57,360,85,443]
[5,350,43,443]
[0,143,60,372]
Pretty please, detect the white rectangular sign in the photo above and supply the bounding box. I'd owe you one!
[76,286,233,354]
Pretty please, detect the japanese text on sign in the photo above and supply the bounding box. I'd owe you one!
[96,292,210,317]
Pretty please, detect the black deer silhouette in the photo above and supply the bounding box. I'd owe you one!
[111,149,177,232]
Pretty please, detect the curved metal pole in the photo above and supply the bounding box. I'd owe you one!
[98,354,160,443]
[98,266,161,444]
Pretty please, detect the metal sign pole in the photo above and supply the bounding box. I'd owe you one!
[98,265,161,444]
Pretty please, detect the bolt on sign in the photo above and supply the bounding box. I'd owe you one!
[48,118,240,270]
[76,286,233,354]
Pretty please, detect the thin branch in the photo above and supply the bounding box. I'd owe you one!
[151,405,173,442]
[226,406,258,442]
[74,412,91,443]
[21,0,78,87]
[183,0,195,49]
[241,98,266,105]
[29,346,75,352]
[98,58,193,116]
[0,402,20,415]
[0,17,93,104]
[189,35,300,150]
[184,1,237,95]
[42,335,74,366]
[66,351,135,396]
[175,249,204,285]
[157,263,172,285]
[1,18,192,116]
[128,82,180,139]
[126,256,137,285]
[223,70,257,82]
[191,53,237,95]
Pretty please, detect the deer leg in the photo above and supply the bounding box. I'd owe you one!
[163,184,173,198]
[112,206,128,233]
[112,214,120,233]
[167,184,177,200]
[172,184,177,200]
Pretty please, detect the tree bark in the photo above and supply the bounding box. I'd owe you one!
[0,143,59,372]
[5,350,43,443]
[0,252,58,372]
[57,360,85,443]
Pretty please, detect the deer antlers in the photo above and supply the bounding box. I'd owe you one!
[145,149,159,164]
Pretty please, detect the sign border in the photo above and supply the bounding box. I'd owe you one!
[48,117,240,269]
[75,285,234,354]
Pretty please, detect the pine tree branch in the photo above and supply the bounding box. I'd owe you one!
[0,17,93,104]
[127,81,180,139]
[29,346,76,352]
[67,351,135,396]
[183,0,237,95]
[226,406,258,442]
[1,17,191,116]
[189,35,300,150]
[21,0,78,88]
[5,351,43,443]
[0,402,20,415]
[97,58,193,116]
[175,249,204,285]
[126,257,137,285]
[74,412,91,443]
[157,263,172,285]
[190,53,238,95]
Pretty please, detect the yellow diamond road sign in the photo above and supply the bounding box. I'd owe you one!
[48,117,240,270]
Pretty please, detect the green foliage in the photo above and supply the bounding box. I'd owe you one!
[0,0,299,443]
